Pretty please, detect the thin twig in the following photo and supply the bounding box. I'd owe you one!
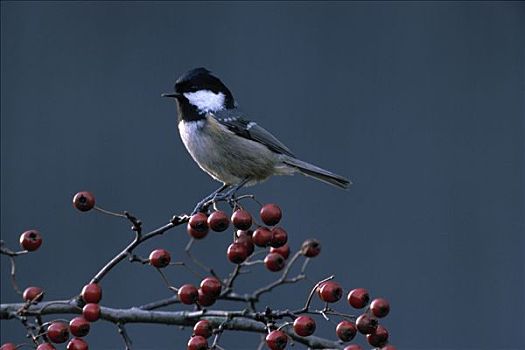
[117,323,133,350]
[276,321,293,331]
[35,315,49,343]
[94,206,128,218]
[251,251,305,300]
[224,265,241,291]
[256,335,266,350]
[19,316,39,346]
[241,259,265,266]
[184,238,221,280]
[0,242,29,257]
[294,275,335,314]
[210,320,227,349]
[90,215,189,284]
[9,256,21,294]
[128,254,149,264]
[155,268,178,293]
[123,211,142,236]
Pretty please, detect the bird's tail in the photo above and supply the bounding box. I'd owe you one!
[282,156,351,189]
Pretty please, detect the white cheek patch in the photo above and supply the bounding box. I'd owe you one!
[184,90,225,113]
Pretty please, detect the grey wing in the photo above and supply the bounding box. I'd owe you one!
[212,109,296,157]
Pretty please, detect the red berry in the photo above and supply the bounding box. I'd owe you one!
[1,344,17,350]
[36,344,56,350]
[252,227,272,247]
[82,303,101,322]
[300,239,320,257]
[193,320,213,338]
[69,317,90,337]
[264,253,286,272]
[47,321,69,343]
[197,288,216,307]
[371,298,390,318]
[72,191,95,212]
[200,277,222,297]
[265,330,287,350]
[187,226,208,239]
[149,249,171,268]
[318,281,343,303]
[293,316,316,337]
[81,283,102,303]
[343,345,363,350]
[227,242,248,264]
[66,338,88,350]
[336,320,357,342]
[270,227,287,248]
[367,325,389,347]
[188,213,209,239]
[356,314,377,334]
[235,231,254,255]
[178,284,199,305]
[22,286,43,302]
[270,244,290,259]
[187,335,208,350]
[260,204,282,226]
[207,211,229,232]
[231,209,252,230]
[347,288,369,309]
[19,230,42,251]
[381,345,397,350]
[189,212,208,230]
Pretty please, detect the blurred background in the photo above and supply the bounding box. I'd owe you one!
[1,2,524,349]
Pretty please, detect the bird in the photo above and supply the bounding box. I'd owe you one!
[162,68,350,212]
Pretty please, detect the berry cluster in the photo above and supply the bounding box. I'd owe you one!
[185,204,289,273]
[263,283,392,350]
[0,191,396,350]
[8,281,101,349]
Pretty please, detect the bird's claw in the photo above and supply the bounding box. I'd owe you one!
[191,192,238,215]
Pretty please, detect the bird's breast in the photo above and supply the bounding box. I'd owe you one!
[178,117,280,184]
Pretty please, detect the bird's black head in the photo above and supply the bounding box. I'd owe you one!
[163,68,235,121]
[175,68,234,102]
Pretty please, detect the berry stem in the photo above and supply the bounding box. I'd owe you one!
[90,216,189,284]
[185,238,222,281]
[295,275,335,314]
[241,259,265,266]
[276,321,293,331]
[93,206,127,218]
[251,251,305,300]
[9,256,22,295]
[117,322,133,350]
[155,268,178,293]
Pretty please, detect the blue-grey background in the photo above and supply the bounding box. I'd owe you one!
[1,2,524,349]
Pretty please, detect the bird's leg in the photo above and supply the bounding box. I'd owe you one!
[212,178,251,207]
[192,183,230,215]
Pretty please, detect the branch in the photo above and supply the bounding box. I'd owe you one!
[0,241,28,294]
[251,251,305,300]
[0,301,344,349]
[90,215,189,284]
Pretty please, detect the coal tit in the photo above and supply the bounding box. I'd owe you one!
[163,68,350,199]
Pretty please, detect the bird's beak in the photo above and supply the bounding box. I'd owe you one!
[161,92,181,98]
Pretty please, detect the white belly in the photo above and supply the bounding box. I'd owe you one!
[178,117,284,185]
